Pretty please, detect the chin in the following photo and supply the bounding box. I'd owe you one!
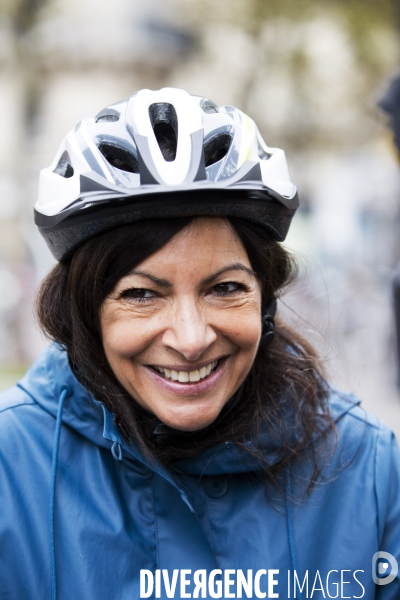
[157,405,222,432]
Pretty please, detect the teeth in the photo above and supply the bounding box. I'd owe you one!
[155,360,218,383]
[189,370,200,382]
[178,371,189,383]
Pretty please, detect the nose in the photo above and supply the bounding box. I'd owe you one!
[161,298,217,362]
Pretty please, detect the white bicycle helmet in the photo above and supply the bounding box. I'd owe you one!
[35,87,299,260]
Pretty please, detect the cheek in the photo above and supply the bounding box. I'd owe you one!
[219,309,261,350]
[101,312,155,359]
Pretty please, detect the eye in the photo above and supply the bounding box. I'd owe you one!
[212,282,246,296]
[120,288,156,301]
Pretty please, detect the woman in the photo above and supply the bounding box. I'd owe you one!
[1,87,399,599]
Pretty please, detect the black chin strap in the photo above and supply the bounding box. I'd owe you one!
[260,299,277,348]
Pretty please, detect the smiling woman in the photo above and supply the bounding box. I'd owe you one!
[1,88,400,599]
[101,218,262,432]
[36,214,327,470]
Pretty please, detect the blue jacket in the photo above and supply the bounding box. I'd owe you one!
[0,344,399,599]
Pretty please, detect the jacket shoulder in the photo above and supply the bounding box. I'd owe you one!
[329,387,383,432]
[327,388,398,480]
[0,384,36,414]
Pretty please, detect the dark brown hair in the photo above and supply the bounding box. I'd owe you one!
[36,216,335,492]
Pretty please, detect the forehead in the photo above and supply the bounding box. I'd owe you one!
[136,217,251,272]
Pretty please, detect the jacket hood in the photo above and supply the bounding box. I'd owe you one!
[17,344,360,478]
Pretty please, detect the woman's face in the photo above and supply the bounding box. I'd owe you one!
[101,217,262,431]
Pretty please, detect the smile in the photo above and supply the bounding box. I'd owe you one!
[152,360,219,383]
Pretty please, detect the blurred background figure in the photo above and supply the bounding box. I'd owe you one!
[1,0,400,438]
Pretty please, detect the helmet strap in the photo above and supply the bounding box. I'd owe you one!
[260,299,277,347]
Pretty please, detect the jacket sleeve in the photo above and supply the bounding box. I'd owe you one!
[375,425,400,600]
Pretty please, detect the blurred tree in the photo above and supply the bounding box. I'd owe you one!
[181,0,397,72]
[181,0,396,36]
[179,0,399,151]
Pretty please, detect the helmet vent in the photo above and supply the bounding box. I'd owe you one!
[95,108,120,123]
[54,151,74,178]
[98,143,139,173]
[204,133,232,167]
[96,114,119,123]
[200,97,219,114]
[149,102,178,162]
[257,142,272,161]
[202,105,218,114]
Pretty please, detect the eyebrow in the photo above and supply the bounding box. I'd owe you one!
[127,263,257,288]
[200,263,257,286]
[127,270,172,288]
